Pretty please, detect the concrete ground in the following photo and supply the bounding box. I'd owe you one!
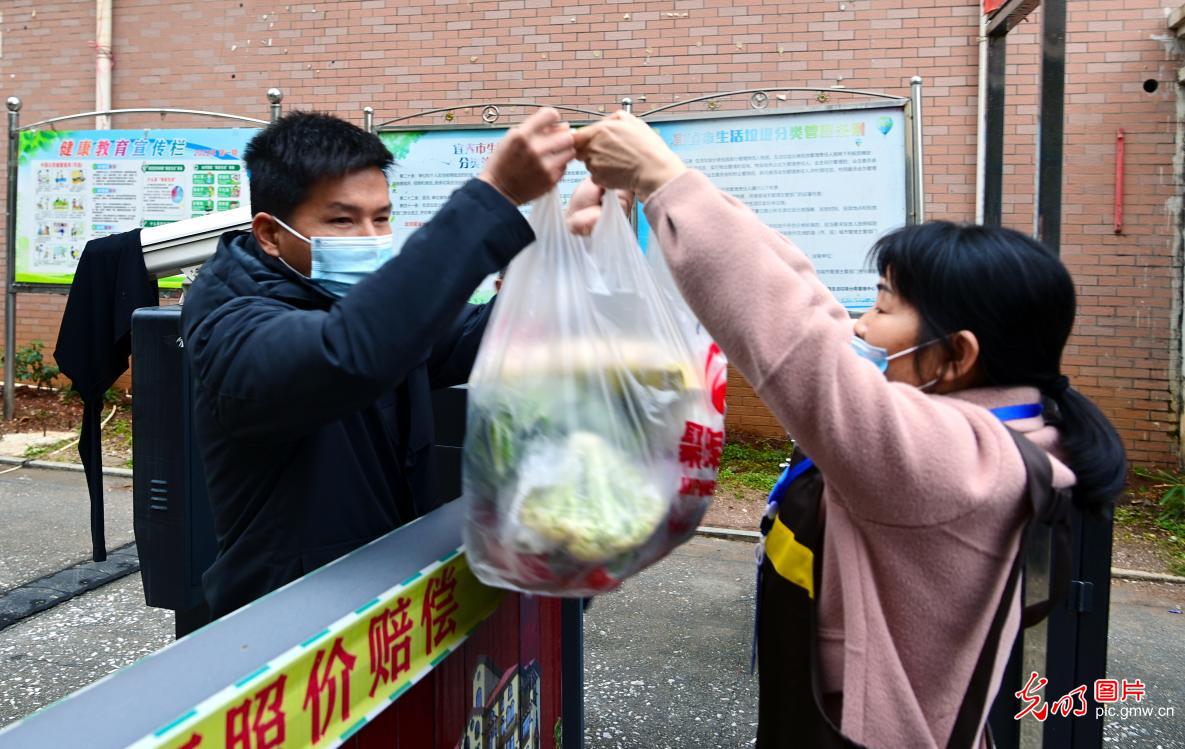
[0,467,135,592]
[582,540,1184,749]
[1104,580,1185,748]
[0,573,172,729]
[584,537,758,748]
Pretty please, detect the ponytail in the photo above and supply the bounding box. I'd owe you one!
[1042,377,1127,519]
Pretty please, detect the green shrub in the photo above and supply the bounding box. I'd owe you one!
[7,341,61,391]
[1133,467,1185,523]
[717,438,794,494]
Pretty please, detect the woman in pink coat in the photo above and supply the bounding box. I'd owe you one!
[569,113,1126,749]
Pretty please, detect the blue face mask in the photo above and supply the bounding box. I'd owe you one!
[850,336,915,373]
[273,217,396,299]
[850,336,941,389]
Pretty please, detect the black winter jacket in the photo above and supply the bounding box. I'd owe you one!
[180,179,532,618]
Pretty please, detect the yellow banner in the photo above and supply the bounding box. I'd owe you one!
[132,549,504,749]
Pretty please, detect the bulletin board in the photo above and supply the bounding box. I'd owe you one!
[379,97,916,312]
[13,127,257,285]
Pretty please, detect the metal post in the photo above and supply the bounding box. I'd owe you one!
[363,106,374,134]
[909,77,925,223]
[618,98,639,231]
[983,32,1007,227]
[1060,512,1114,748]
[95,0,113,130]
[4,97,20,421]
[560,598,584,749]
[1036,0,1065,253]
[975,14,989,225]
[1037,3,1108,748]
[267,88,283,123]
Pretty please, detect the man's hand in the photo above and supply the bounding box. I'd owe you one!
[572,111,686,202]
[479,107,575,205]
[565,177,633,236]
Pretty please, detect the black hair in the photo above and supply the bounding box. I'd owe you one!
[243,111,394,220]
[869,221,1127,517]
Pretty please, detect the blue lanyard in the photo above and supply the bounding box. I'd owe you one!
[766,402,1043,507]
[987,402,1043,422]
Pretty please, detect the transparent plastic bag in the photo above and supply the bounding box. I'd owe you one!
[461,189,725,596]
[644,227,729,424]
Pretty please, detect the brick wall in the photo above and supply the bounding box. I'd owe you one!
[1060,4,1182,466]
[0,2,92,386]
[0,0,1180,465]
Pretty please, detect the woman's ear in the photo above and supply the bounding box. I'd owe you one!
[937,330,981,389]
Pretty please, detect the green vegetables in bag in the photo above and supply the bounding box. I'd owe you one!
[463,338,709,578]
[513,431,666,562]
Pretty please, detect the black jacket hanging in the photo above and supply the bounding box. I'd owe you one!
[54,228,158,562]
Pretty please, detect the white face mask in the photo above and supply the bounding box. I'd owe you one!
[272,216,396,298]
[850,336,941,390]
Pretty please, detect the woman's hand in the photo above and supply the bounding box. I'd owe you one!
[573,112,686,202]
[565,178,633,236]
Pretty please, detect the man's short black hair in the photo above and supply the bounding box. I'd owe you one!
[244,111,394,220]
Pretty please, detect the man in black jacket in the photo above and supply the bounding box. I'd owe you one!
[181,109,573,619]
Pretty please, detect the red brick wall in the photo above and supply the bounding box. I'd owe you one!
[0,0,1180,466]
[1060,4,1182,467]
[0,2,93,386]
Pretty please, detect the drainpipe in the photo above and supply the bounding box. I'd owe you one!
[95,0,112,129]
[975,12,988,224]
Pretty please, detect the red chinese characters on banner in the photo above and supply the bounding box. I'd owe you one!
[368,597,414,698]
[59,140,75,157]
[678,421,724,470]
[421,566,460,657]
[177,733,203,749]
[303,638,357,744]
[225,675,287,749]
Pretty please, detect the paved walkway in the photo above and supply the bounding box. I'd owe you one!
[0,574,172,729]
[0,467,135,592]
[584,537,759,748]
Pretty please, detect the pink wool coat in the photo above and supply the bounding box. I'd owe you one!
[645,170,1076,748]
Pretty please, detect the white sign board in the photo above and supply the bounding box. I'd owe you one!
[380,103,909,310]
[14,128,256,286]
[640,105,908,312]
[380,129,589,303]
